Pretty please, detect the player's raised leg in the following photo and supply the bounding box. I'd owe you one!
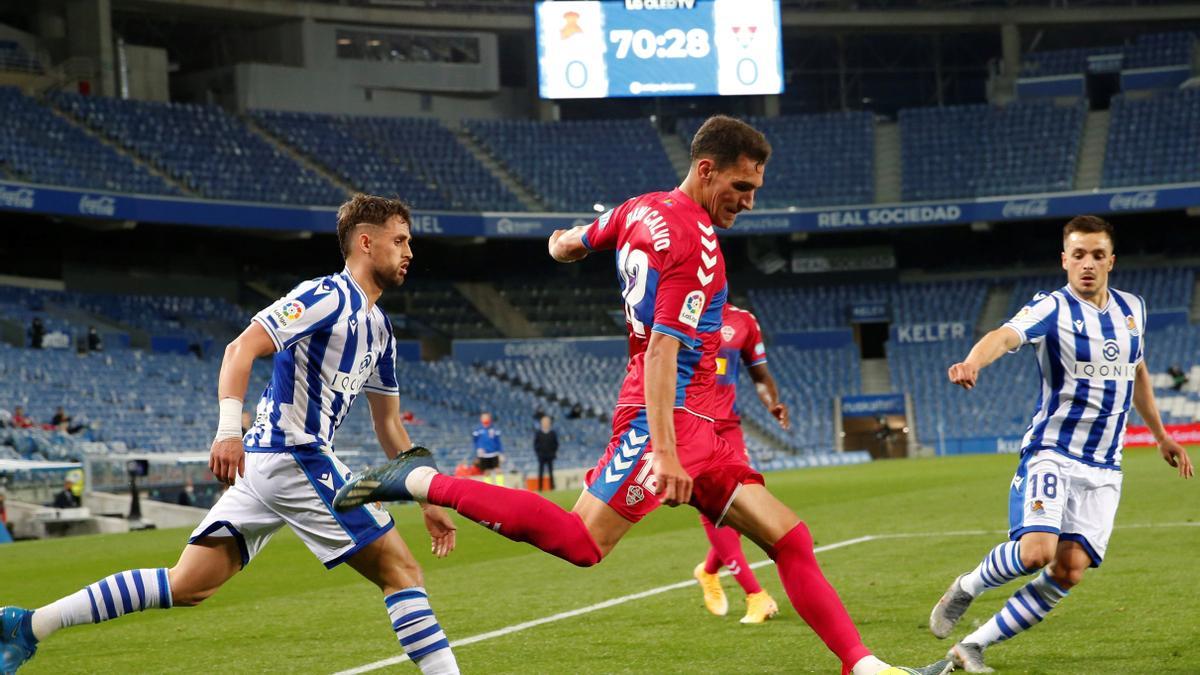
[723,484,950,675]
[347,529,458,675]
[948,540,1084,673]
[1,538,240,673]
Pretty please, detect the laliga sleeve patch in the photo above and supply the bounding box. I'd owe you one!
[272,300,305,327]
[678,290,705,328]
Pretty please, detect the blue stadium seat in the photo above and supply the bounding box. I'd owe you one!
[464,118,678,212]
[251,110,523,211]
[50,93,345,206]
[900,101,1085,201]
[0,88,179,196]
[677,112,875,208]
[1102,89,1200,188]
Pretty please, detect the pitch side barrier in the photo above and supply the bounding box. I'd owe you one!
[4,179,1200,237]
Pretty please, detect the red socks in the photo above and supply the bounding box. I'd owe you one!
[770,522,870,672]
[700,516,762,594]
[427,474,602,567]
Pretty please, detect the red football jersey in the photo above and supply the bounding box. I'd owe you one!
[582,188,728,419]
[713,304,768,423]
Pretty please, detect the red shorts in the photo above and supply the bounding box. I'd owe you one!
[714,418,748,460]
[584,406,764,524]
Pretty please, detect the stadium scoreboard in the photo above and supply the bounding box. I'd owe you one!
[536,0,783,99]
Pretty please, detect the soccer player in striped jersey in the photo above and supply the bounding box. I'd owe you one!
[1,195,460,675]
[692,304,787,624]
[928,216,1193,673]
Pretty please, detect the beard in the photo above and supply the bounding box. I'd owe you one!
[372,263,406,291]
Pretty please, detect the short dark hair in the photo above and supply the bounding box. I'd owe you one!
[336,194,412,260]
[1063,215,1115,250]
[689,115,771,170]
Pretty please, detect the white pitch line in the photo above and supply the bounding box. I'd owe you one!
[332,522,1199,675]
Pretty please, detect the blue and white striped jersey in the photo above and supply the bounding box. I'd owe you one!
[244,268,399,452]
[1004,285,1146,469]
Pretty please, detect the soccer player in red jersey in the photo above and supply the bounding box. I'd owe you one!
[336,116,948,675]
[692,304,788,624]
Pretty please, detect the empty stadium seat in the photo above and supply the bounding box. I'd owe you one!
[900,101,1085,201]
[51,93,345,206]
[678,112,875,208]
[1103,89,1200,188]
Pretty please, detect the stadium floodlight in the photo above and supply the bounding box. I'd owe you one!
[593,203,605,212]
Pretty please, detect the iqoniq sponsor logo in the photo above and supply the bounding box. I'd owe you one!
[624,0,696,9]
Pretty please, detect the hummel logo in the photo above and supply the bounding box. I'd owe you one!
[697,269,715,286]
[699,237,717,252]
[697,221,714,237]
[318,472,336,491]
[479,520,502,532]
[700,251,717,269]
[605,428,650,483]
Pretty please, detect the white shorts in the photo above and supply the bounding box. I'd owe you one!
[1008,449,1123,567]
[189,450,393,568]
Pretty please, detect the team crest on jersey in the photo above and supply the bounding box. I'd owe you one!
[272,300,305,327]
[679,290,705,328]
[721,325,736,342]
[1126,314,1140,336]
[626,484,645,506]
[1030,500,1045,514]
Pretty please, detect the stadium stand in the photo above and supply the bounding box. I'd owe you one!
[50,93,345,205]
[1102,88,1200,188]
[677,112,875,208]
[1005,267,1195,319]
[1020,31,1195,76]
[749,280,990,334]
[0,88,179,196]
[250,110,523,211]
[396,281,502,339]
[0,40,43,74]
[900,101,1086,201]
[0,284,245,347]
[496,282,622,337]
[463,118,678,212]
[745,345,862,455]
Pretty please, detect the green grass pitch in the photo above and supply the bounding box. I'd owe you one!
[3,448,1197,674]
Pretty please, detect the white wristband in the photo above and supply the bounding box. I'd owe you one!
[215,398,244,441]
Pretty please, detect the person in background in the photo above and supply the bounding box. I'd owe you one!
[533,415,559,492]
[11,407,33,429]
[87,326,103,352]
[30,317,45,349]
[52,479,80,509]
[1167,365,1188,392]
[178,479,196,507]
[51,407,86,435]
[472,412,504,486]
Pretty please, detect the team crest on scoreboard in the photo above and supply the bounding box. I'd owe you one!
[721,325,736,342]
[626,484,645,506]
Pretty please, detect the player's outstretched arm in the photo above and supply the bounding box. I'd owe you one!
[749,363,789,430]
[1132,362,1194,479]
[367,391,458,556]
[210,322,275,485]
[548,226,591,263]
[948,327,1022,390]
